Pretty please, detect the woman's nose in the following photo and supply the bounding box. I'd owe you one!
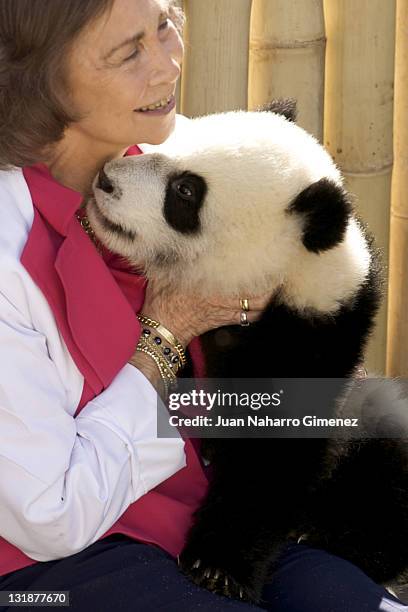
[148,44,181,88]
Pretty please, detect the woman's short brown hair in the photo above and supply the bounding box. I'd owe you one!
[0,0,184,169]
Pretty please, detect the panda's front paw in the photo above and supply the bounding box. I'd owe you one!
[179,551,262,603]
[179,557,249,600]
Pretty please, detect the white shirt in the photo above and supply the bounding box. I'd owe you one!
[0,118,190,563]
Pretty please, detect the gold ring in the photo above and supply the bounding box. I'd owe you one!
[239,298,250,312]
[240,311,250,326]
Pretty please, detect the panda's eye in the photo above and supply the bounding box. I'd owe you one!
[178,183,193,197]
[172,179,195,200]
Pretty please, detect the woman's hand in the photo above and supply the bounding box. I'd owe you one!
[140,280,274,348]
[128,281,273,397]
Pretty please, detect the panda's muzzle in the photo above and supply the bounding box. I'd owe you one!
[97,167,115,194]
[91,198,136,242]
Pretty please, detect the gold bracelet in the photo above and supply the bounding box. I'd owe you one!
[141,330,183,377]
[137,314,186,361]
[156,324,187,366]
[135,343,178,396]
[134,345,169,396]
[137,313,187,367]
[139,333,180,378]
[137,340,177,381]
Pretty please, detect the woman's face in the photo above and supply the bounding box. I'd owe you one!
[64,0,183,150]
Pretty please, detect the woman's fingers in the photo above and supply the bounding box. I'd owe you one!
[141,282,274,341]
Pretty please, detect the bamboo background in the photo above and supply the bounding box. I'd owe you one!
[177,0,400,375]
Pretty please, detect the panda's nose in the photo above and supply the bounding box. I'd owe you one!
[97,167,115,194]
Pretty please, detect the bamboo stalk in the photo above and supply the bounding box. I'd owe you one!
[174,0,183,112]
[176,68,182,113]
[324,0,396,374]
[387,0,408,376]
[249,0,325,141]
[181,0,253,116]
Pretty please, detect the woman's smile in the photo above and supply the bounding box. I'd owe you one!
[134,94,176,115]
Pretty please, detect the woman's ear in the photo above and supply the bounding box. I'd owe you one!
[286,178,353,253]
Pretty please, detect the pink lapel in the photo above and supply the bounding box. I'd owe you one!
[20,152,143,397]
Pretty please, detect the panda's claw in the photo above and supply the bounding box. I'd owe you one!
[179,553,255,602]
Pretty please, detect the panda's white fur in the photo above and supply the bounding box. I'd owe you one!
[88,110,370,314]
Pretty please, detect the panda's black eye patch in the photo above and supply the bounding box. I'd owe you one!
[164,171,207,234]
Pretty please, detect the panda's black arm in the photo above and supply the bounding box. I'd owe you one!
[200,299,372,379]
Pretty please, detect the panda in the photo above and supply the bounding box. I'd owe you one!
[86,100,408,604]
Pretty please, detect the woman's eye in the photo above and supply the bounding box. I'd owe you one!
[123,20,170,62]
[124,48,140,62]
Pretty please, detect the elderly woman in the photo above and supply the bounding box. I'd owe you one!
[0,1,406,611]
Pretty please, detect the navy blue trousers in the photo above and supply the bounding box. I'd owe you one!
[0,535,406,611]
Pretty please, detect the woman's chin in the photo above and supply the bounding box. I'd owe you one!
[138,114,176,145]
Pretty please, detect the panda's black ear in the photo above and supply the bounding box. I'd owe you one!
[287,178,353,253]
[256,98,297,122]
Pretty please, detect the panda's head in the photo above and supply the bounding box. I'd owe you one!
[88,102,371,314]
